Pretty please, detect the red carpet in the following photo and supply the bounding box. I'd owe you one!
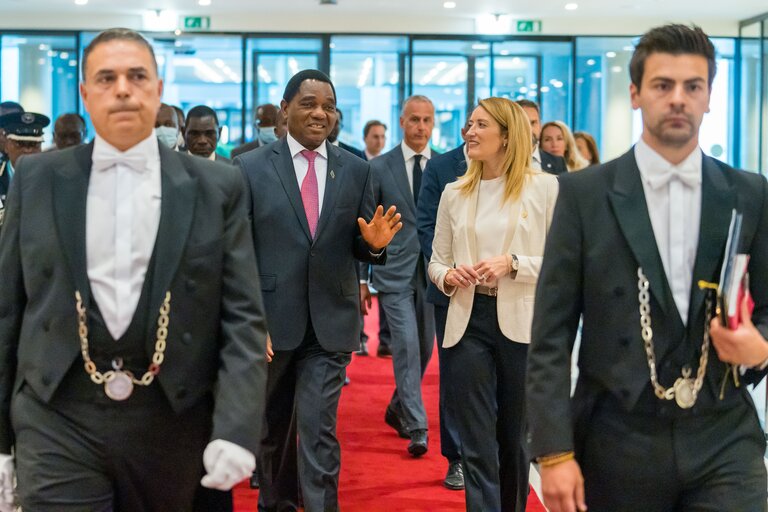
[234,297,546,511]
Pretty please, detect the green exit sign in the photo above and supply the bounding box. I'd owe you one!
[516,20,542,33]
[182,16,211,31]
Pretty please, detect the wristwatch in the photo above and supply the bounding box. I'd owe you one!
[509,254,519,280]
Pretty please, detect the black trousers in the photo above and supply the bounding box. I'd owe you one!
[258,325,351,512]
[445,295,529,512]
[12,381,212,512]
[580,394,768,512]
[434,303,462,463]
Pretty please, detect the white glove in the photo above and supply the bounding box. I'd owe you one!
[200,439,255,491]
[0,453,14,512]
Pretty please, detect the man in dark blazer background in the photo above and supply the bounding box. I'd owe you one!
[527,24,768,512]
[0,28,268,511]
[236,69,401,512]
[416,123,469,489]
[185,105,231,163]
[516,99,567,176]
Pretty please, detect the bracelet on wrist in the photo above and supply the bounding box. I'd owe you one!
[536,451,575,468]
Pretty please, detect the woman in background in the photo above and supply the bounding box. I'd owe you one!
[429,97,558,512]
[574,130,600,166]
[540,120,589,171]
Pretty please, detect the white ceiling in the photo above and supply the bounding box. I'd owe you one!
[3,0,766,20]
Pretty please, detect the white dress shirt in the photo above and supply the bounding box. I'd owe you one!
[400,141,431,194]
[635,138,702,324]
[87,132,162,340]
[287,133,328,215]
[531,145,542,171]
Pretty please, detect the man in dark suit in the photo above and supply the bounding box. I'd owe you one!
[527,24,768,512]
[364,94,437,457]
[231,104,281,159]
[185,105,231,163]
[236,69,401,512]
[416,123,468,489]
[516,99,567,176]
[0,28,268,511]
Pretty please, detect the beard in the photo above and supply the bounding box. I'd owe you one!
[648,112,697,148]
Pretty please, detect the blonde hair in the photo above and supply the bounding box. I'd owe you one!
[457,97,532,203]
[541,120,589,172]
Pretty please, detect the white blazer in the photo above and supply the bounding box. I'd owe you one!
[428,171,559,348]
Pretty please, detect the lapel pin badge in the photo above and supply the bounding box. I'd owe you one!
[330,170,336,179]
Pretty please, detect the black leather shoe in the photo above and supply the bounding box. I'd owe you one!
[443,460,464,490]
[377,343,392,357]
[408,429,428,457]
[355,340,368,356]
[385,406,409,439]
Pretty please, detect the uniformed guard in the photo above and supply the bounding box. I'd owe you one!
[0,111,50,197]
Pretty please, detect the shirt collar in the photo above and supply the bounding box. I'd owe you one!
[287,132,328,160]
[635,137,702,186]
[92,130,160,171]
[532,144,541,163]
[401,140,431,163]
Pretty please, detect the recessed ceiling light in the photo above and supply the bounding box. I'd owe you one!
[74,0,88,5]
[564,3,578,9]
[443,1,457,8]
[199,0,211,5]
[605,51,616,58]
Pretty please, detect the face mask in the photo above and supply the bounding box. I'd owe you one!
[156,126,179,149]
[257,126,278,145]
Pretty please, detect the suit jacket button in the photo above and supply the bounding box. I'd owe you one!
[41,375,51,386]
[182,332,192,345]
[613,287,624,297]
[186,279,196,292]
[619,336,630,347]
[310,250,316,257]
[620,389,630,399]
[176,387,188,399]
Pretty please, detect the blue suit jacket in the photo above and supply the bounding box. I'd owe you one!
[416,144,467,306]
[236,138,386,353]
[540,149,567,175]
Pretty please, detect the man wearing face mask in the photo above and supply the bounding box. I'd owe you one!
[231,103,281,159]
[155,103,180,151]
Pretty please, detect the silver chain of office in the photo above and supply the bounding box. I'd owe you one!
[638,267,709,409]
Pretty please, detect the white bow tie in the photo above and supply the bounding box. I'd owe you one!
[92,146,147,173]
[645,164,701,190]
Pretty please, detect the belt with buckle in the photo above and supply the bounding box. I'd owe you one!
[475,285,498,297]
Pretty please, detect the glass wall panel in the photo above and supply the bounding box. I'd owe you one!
[1,34,78,147]
[330,36,407,154]
[411,40,485,152]
[575,36,636,162]
[492,40,572,129]
[244,37,322,144]
[702,38,736,165]
[739,23,763,172]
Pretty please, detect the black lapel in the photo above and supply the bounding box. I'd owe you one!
[315,141,343,243]
[390,149,415,215]
[688,155,735,326]
[53,142,93,305]
[272,139,312,242]
[607,149,675,318]
[147,145,197,320]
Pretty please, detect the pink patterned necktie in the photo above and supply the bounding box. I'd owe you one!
[300,149,319,238]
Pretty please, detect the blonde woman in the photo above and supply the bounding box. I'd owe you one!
[429,97,558,512]
[541,120,589,171]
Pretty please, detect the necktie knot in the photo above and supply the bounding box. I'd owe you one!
[301,149,318,164]
[646,164,701,190]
